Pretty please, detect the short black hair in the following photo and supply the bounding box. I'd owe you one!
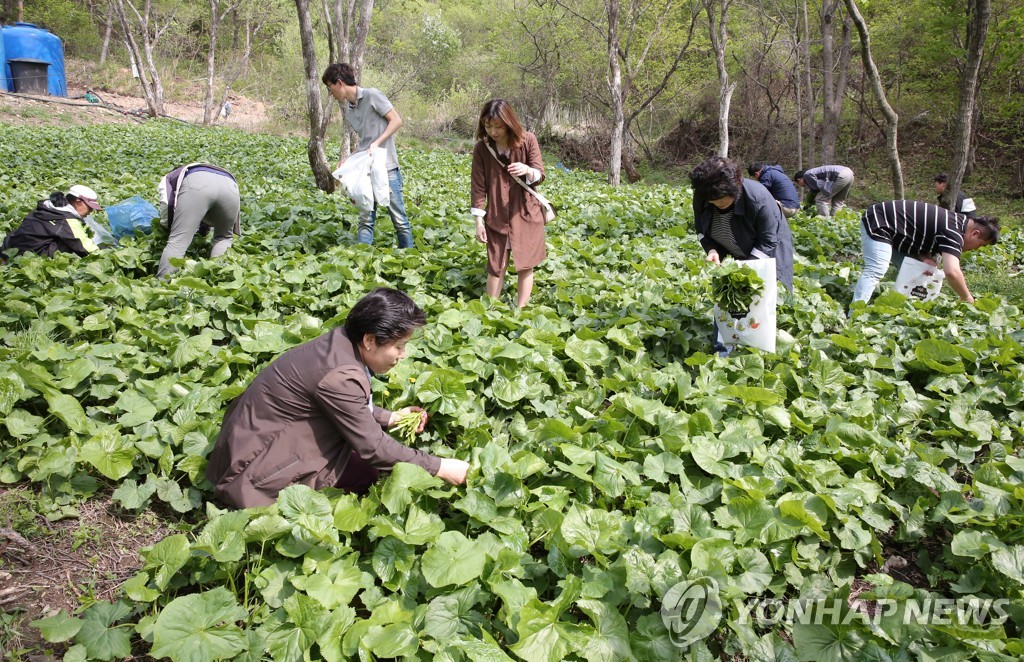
[48,191,70,207]
[322,63,357,87]
[748,162,766,177]
[689,156,742,201]
[344,288,426,344]
[971,215,1001,244]
[793,170,805,182]
[934,172,950,184]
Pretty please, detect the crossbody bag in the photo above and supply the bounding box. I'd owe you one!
[484,140,556,223]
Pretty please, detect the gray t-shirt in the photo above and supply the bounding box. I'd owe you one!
[345,87,399,170]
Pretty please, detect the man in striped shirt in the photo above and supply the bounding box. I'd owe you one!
[852,200,1000,304]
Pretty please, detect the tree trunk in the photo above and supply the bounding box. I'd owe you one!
[112,0,164,117]
[706,0,735,158]
[202,0,220,125]
[942,0,989,209]
[139,13,165,116]
[802,0,815,165]
[606,0,624,187]
[793,0,803,170]
[294,0,335,192]
[820,2,852,163]
[844,0,902,197]
[215,13,264,126]
[100,0,114,65]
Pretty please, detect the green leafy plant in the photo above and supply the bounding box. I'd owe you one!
[709,260,765,312]
[2,121,1024,661]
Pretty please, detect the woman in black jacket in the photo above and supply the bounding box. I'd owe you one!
[1,185,103,259]
[690,156,794,290]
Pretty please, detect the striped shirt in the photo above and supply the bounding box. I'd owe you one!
[862,200,966,258]
[709,206,745,258]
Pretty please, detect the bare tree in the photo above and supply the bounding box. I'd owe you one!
[549,0,700,185]
[843,0,903,197]
[100,0,115,65]
[112,0,177,117]
[210,2,282,126]
[606,0,627,184]
[203,0,238,125]
[941,0,990,210]
[801,0,815,165]
[294,0,374,192]
[705,0,735,157]
[818,0,851,163]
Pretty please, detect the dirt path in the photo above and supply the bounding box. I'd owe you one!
[0,83,273,132]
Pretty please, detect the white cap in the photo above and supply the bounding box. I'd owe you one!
[68,184,102,210]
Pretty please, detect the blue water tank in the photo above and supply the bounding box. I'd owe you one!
[3,23,66,96]
[0,27,7,91]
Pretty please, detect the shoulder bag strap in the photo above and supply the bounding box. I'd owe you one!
[483,140,553,209]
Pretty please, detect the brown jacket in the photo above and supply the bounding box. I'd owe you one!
[471,132,547,275]
[205,327,441,508]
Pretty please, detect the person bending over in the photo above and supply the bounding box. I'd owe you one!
[2,185,102,259]
[852,200,999,304]
[206,287,470,509]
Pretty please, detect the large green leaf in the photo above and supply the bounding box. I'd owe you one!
[172,333,214,368]
[79,427,136,480]
[75,601,133,661]
[31,610,83,643]
[421,531,486,588]
[151,588,248,662]
[415,368,469,414]
[380,462,443,514]
[277,485,338,546]
[142,534,192,591]
[44,392,90,433]
[565,336,611,368]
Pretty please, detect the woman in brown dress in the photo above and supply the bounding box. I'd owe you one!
[471,99,547,307]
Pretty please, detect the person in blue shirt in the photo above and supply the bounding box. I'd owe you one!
[748,162,800,218]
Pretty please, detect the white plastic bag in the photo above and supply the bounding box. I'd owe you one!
[333,152,374,212]
[895,256,945,301]
[368,149,390,208]
[712,257,778,353]
[84,216,117,246]
[332,150,390,213]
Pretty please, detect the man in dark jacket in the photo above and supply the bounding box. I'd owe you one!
[934,173,976,219]
[1,186,102,258]
[794,165,855,217]
[748,162,800,218]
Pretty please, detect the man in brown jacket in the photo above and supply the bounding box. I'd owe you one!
[205,288,469,509]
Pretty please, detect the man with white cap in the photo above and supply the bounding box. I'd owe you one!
[1,185,103,258]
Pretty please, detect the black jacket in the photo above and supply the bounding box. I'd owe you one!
[938,190,976,219]
[1,200,98,258]
[693,178,794,290]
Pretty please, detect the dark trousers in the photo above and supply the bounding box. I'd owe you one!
[336,451,380,494]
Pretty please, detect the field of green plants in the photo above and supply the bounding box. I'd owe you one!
[2,121,1024,661]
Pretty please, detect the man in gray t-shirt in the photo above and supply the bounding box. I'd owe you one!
[323,62,413,248]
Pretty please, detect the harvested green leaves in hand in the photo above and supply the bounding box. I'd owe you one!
[710,261,765,312]
[392,410,424,443]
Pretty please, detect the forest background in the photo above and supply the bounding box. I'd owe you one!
[2,0,1022,219]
